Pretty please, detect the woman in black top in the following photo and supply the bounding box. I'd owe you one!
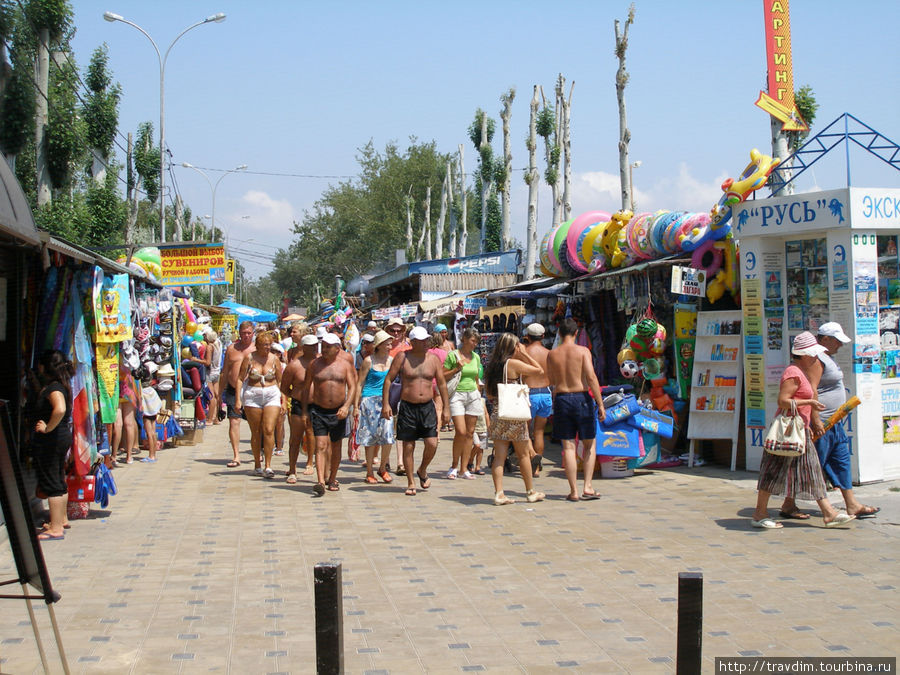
[31,350,74,540]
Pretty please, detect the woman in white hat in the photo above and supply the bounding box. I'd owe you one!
[354,330,395,484]
[235,332,284,478]
[751,332,856,529]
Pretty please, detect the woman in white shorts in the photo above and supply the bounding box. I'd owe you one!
[235,332,285,478]
[443,328,482,480]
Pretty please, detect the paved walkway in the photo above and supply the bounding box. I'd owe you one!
[1,422,898,673]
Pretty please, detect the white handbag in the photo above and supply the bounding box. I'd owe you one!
[497,361,531,421]
[763,400,807,457]
[445,351,462,398]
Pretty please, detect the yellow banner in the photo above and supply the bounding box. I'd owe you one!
[158,243,227,287]
[757,0,807,131]
[226,259,235,284]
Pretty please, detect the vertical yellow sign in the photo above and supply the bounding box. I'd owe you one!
[226,259,235,284]
[755,0,807,131]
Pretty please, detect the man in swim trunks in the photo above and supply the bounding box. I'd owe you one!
[381,326,450,495]
[281,334,320,482]
[546,317,606,502]
[523,322,552,477]
[301,333,357,495]
[222,321,255,467]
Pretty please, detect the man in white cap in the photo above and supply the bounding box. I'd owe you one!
[523,323,551,477]
[301,332,358,495]
[381,325,450,495]
[778,322,879,520]
[281,334,320,481]
[366,320,378,336]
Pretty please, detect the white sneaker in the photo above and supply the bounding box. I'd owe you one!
[446,468,458,480]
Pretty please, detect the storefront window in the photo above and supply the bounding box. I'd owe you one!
[877,235,900,379]
[785,238,829,333]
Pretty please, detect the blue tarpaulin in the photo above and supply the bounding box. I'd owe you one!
[217,300,279,323]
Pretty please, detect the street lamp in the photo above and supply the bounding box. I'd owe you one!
[629,160,642,211]
[181,163,247,303]
[103,10,226,243]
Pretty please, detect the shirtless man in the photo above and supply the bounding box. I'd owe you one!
[281,334,320,482]
[301,333,357,495]
[545,317,606,502]
[222,321,256,467]
[381,326,450,495]
[523,323,552,477]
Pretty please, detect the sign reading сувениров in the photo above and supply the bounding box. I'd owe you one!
[158,243,227,287]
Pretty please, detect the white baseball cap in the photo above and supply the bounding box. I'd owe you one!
[300,334,318,346]
[361,333,375,342]
[321,333,341,346]
[817,322,851,343]
[316,326,327,338]
[526,323,545,337]
[367,321,377,329]
[409,326,429,341]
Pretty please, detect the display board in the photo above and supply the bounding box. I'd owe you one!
[686,310,743,470]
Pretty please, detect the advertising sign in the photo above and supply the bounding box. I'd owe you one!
[755,0,806,131]
[158,243,227,287]
[670,265,707,297]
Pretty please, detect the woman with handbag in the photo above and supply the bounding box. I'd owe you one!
[483,333,545,505]
[752,332,856,529]
[443,328,483,480]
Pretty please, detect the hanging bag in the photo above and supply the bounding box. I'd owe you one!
[445,350,462,398]
[497,361,531,421]
[763,400,807,457]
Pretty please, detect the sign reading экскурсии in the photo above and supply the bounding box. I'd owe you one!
[158,243,227,287]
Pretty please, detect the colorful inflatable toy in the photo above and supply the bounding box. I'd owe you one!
[602,210,633,268]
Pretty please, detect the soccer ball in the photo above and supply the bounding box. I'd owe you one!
[620,360,640,379]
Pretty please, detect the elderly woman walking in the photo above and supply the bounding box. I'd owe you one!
[751,332,856,529]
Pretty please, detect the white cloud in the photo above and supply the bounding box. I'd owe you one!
[239,190,297,230]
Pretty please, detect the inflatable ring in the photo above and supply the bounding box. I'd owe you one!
[583,221,609,269]
[626,212,654,260]
[566,211,609,274]
[691,240,724,278]
[550,218,574,274]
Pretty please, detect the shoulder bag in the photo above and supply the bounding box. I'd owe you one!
[445,351,462,398]
[763,400,807,457]
[497,361,532,421]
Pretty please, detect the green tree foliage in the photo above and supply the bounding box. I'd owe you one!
[535,105,559,185]
[134,121,159,204]
[790,85,819,150]
[22,0,70,39]
[85,168,125,245]
[270,139,450,307]
[0,12,36,159]
[46,49,83,189]
[83,44,121,156]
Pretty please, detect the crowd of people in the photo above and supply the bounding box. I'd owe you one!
[217,315,607,504]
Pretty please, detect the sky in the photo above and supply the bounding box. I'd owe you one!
[68,0,900,279]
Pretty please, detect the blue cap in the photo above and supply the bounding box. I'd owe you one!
[435,323,448,333]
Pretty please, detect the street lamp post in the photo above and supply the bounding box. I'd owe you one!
[103,10,226,243]
[629,160,642,211]
[181,163,247,303]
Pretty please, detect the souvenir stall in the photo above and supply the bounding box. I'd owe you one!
[738,186,900,481]
[534,149,773,473]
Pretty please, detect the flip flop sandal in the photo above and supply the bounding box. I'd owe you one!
[581,492,601,501]
[313,483,326,496]
[417,472,431,490]
[751,518,783,529]
[227,461,241,468]
[378,470,393,483]
[285,474,298,484]
[405,487,417,496]
[365,476,378,484]
[327,481,340,491]
[852,506,880,518]
[778,510,810,520]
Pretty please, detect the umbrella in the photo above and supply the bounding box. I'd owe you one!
[217,300,279,323]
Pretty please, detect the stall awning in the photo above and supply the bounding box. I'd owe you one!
[217,300,279,323]
[40,233,162,286]
[0,157,40,246]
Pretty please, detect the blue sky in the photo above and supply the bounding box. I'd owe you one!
[70,0,900,278]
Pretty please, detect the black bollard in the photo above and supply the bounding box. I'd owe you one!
[676,572,702,674]
[314,562,344,674]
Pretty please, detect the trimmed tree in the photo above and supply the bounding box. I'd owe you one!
[614,4,635,210]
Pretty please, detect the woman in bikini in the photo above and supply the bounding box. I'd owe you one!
[235,332,285,478]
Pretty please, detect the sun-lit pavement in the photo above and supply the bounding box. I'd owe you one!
[1,422,898,674]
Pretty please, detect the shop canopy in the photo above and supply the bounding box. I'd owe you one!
[217,300,279,323]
